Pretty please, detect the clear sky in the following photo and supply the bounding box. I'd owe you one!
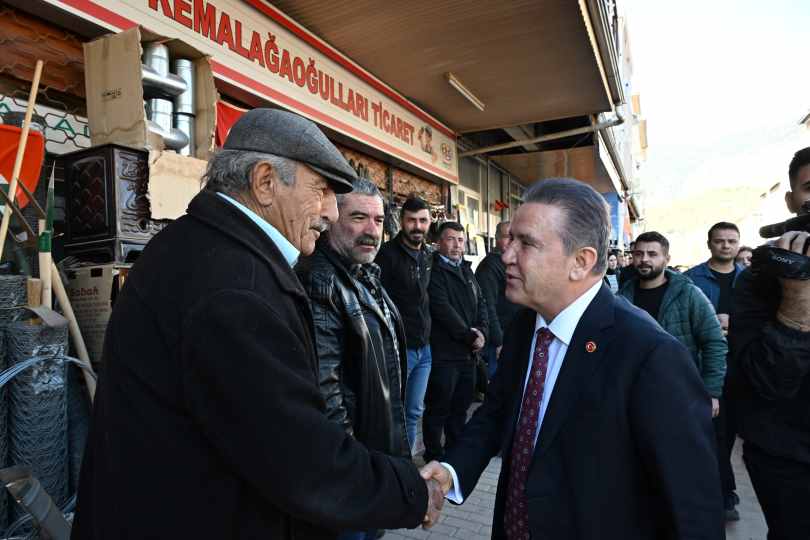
[621,0,810,205]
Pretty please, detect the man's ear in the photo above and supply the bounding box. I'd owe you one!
[666,253,671,265]
[250,162,278,208]
[570,247,598,280]
[785,191,798,214]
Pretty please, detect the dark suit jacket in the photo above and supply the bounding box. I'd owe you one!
[428,253,489,364]
[71,191,427,540]
[444,285,723,540]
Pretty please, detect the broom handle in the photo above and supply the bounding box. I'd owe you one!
[51,261,97,401]
[0,60,44,261]
[38,219,52,309]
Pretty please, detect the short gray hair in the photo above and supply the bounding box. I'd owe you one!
[522,178,611,275]
[202,149,297,195]
[495,221,510,238]
[336,177,383,210]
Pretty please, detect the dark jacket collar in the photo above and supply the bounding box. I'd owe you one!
[433,250,471,272]
[186,190,307,300]
[620,268,689,313]
[690,260,744,281]
[395,231,428,260]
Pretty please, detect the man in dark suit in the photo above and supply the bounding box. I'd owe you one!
[72,109,442,540]
[421,178,723,540]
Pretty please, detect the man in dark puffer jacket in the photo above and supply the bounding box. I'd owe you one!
[619,232,727,403]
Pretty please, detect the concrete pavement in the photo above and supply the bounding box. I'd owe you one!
[387,440,768,540]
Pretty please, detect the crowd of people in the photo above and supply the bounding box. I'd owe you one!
[69,109,808,540]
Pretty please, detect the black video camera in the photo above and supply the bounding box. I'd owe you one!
[752,201,810,280]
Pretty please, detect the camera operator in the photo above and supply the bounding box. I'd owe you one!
[728,146,810,540]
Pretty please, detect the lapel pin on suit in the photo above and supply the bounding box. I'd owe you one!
[585,341,597,353]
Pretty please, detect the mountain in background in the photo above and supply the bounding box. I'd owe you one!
[640,120,810,266]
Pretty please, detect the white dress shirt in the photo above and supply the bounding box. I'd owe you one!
[443,280,603,503]
[216,193,300,267]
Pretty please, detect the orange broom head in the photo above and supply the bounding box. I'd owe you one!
[0,124,45,209]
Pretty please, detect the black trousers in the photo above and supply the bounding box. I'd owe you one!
[743,442,810,540]
[713,397,737,499]
[422,361,475,462]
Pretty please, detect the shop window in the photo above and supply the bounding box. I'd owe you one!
[459,157,482,192]
[510,180,525,209]
[466,196,480,228]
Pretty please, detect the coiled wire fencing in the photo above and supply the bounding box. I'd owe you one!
[0,353,93,539]
[0,273,95,538]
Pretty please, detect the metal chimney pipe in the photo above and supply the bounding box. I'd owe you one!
[173,114,195,157]
[147,99,189,151]
[172,59,196,156]
[172,59,195,115]
[142,42,170,76]
[142,64,188,99]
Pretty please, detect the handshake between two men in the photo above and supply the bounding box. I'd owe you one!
[420,462,454,528]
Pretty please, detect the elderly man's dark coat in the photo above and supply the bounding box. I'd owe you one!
[71,191,427,540]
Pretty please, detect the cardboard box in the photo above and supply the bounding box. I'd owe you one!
[65,264,130,367]
[83,26,218,160]
[148,150,206,219]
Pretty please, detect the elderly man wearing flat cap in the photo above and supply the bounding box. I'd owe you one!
[72,109,443,540]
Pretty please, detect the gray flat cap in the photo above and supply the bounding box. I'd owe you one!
[223,108,357,193]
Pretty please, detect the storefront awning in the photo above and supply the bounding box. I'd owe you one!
[270,0,617,133]
[491,146,615,193]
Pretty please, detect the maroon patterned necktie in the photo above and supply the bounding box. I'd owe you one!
[504,327,555,540]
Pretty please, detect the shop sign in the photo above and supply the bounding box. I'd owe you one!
[0,96,90,154]
[49,0,459,183]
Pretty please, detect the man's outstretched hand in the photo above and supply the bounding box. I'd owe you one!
[422,478,445,529]
[421,461,453,529]
[420,461,453,495]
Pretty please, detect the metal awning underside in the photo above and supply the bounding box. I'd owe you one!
[268,0,615,133]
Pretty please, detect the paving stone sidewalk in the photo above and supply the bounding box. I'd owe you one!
[387,440,768,540]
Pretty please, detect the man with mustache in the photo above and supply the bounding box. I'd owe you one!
[376,197,434,454]
[619,231,727,421]
[72,109,443,540]
[297,177,411,540]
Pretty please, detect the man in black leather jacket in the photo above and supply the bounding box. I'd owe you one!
[728,147,810,540]
[297,178,410,540]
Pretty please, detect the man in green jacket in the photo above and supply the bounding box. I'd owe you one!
[619,231,728,409]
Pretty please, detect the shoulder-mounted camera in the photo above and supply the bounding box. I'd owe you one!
[753,201,810,280]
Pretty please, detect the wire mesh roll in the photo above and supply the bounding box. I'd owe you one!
[6,322,68,527]
[0,276,27,324]
[0,326,7,533]
[0,275,24,532]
